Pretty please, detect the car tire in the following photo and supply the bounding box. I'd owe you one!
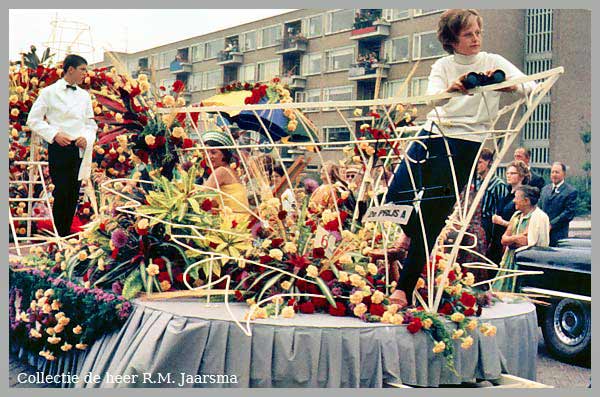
[542,298,591,362]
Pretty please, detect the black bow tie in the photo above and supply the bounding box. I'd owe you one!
[66,84,77,91]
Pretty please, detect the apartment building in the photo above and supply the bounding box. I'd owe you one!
[92,9,591,175]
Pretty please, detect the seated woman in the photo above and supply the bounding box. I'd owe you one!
[271,166,297,213]
[309,162,354,211]
[493,185,549,292]
[201,131,251,219]
[488,160,530,264]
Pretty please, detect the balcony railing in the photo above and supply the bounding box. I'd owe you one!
[280,75,307,89]
[350,20,391,40]
[169,60,192,74]
[275,36,308,54]
[217,51,243,65]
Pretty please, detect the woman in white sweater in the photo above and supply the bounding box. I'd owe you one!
[386,9,536,307]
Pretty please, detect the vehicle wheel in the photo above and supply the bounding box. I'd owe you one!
[542,298,591,362]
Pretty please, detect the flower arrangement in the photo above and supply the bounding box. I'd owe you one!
[9,268,132,361]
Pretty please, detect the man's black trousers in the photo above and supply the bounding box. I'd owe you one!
[386,129,481,303]
[48,142,82,237]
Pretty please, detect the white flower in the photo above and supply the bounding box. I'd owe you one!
[269,248,284,261]
[306,265,319,278]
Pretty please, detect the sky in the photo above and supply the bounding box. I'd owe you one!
[9,9,292,64]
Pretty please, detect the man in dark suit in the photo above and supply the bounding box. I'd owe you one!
[539,162,578,246]
[514,147,545,190]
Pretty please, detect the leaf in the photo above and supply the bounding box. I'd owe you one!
[314,277,337,308]
[121,270,143,300]
[257,273,284,302]
[94,93,128,113]
[246,269,277,291]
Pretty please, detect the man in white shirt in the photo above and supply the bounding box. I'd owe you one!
[27,54,97,236]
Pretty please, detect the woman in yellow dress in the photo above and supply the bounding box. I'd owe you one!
[201,131,251,219]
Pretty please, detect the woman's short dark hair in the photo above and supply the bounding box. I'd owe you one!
[205,140,233,163]
[63,54,88,72]
[437,9,483,54]
[516,185,540,206]
[508,160,531,185]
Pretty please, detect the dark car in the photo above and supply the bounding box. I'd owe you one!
[514,238,591,362]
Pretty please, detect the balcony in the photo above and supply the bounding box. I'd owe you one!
[350,20,391,41]
[348,63,389,81]
[280,75,307,90]
[132,67,150,79]
[169,60,192,74]
[275,36,308,55]
[217,51,243,66]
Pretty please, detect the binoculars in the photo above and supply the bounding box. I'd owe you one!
[462,69,506,89]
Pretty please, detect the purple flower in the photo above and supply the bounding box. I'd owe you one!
[331,287,342,296]
[111,229,128,248]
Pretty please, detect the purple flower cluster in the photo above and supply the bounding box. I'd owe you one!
[111,228,128,249]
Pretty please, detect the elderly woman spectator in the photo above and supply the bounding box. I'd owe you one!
[309,162,355,211]
[487,160,530,264]
[493,185,549,292]
[385,9,536,307]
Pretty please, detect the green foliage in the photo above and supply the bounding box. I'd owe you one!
[566,175,591,216]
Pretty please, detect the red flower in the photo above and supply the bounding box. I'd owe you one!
[299,301,315,314]
[271,238,284,248]
[201,199,213,212]
[272,77,280,83]
[376,148,387,157]
[277,210,287,221]
[312,247,325,259]
[323,219,339,232]
[448,271,457,282]
[407,318,423,333]
[234,290,243,301]
[153,257,167,270]
[111,248,119,259]
[159,86,166,91]
[438,302,454,315]
[182,138,194,149]
[369,303,385,316]
[320,270,335,282]
[287,298,296,306]
[460,292,477,308]
[157,271,170,282]
[328,301,347,316]
[259,255,274,264]
[295,279,307,292]
[463,307,476,316]
[285,253,311,270]
[369,112,381,119]
[172,80,185,93]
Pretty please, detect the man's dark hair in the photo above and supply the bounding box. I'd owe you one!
[553,161,567,173]
[479,147,495,163]
[63,54,88,72]
[516,147,531,159]
[516,185,540,206]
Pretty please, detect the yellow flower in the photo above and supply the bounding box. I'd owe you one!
[450,312,465,323]
[261,239,272,249]
[51,300,61,311]
[61,343,73,352]
[287,120,298,132]
[144,135,156,146]
[432,341,446,354]
[29,329,42,338]
[35,289,44,299]
[390,313,404,325]
[283,242,297,254]
[138,73,148,82]
[353,108,363,117]
[163,95,175,107]
[349,274,363,287]
[462,272,475,286]
[395,104,405,113]
[281,306,295,319]
[176,97,186,107]
[42,304,52,314]
[381,311,393,323]
[416,277,426,290]
[246,298,256,306]
[306,265,319,278]
[146,263,160,277]
[97,257,105,271]
[11,108,20,118]
[172,126,185,138]
[349,291,364,305]
[137,218,149,230]
[15,86,25,94]
[338,271,349,283]
[387,304,399,315]
[466,319,478,331]
[371,290,385,304]
[75,343,88,350]
[360,123,370,131]
[115,113,123,123]
[353,303,367,317]
[422,318,433,330]
[480,323,497,336]
[44,289,55,297]
[47,336,61,344]
[9,94,19,103]
[452,329,465,339]
[461,336,474,350]
[367,263,378,276]
[160,280,171,291]
[269,248,284,261]
[254,307,268,319]
[354,265,366,276]
[281,281,292,290]
[338,254,353,265]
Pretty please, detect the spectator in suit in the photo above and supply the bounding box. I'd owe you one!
[514,147,545,190]
[539,162,578,246]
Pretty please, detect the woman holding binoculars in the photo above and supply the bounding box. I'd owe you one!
[386,9,536,307]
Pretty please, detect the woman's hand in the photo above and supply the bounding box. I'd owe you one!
[485,69,517,92]
[446,73,470,94]
[492,214,506,226]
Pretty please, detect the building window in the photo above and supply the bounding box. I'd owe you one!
[384,36,410,63]
[257,59,280,82]
[159,50,177,69]
[413,9,443,17]
[259,25,281,48]
[204,39,224,60]
[324,126,351,147]
[301,52,322,76]
[530,147,549,165]
[323,85,353,110]
[305,14,323,38]
[523,102,551,141]
[241,31,257,52]
[413,31,445,59]
[295,89,321,112]
[383,79,408,99]
[160,78,176,94]
[526,9,553,54]
[327,9,354,34]
[202,69,222,90]
[325,46,354,72]
[191,44,204,62]
[382,9,410,21]
[190,72,203,92]
[239,64,256,83]
[411,77,429,97]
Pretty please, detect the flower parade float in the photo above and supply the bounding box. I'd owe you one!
[8,56,564,387]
